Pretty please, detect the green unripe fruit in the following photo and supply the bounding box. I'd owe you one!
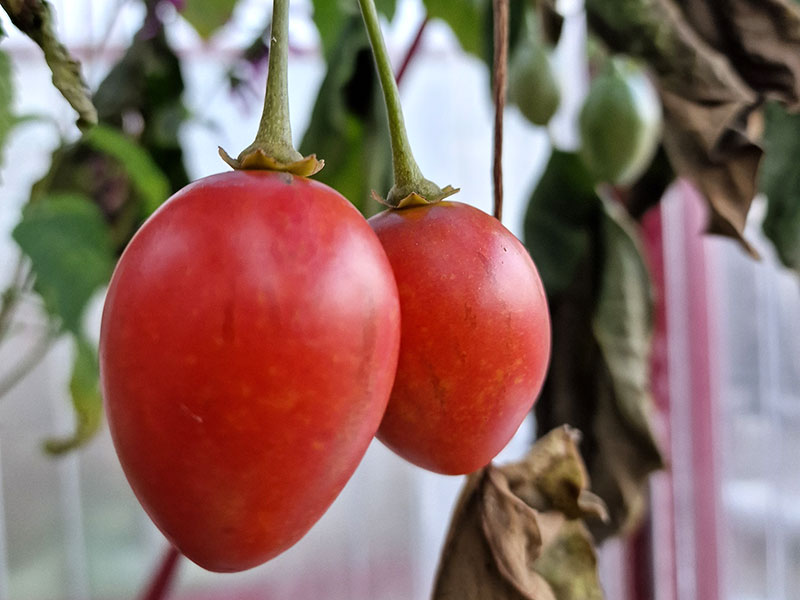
[579,57,663,185]
[508,41,561,127]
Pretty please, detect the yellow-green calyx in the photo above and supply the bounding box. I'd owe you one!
[218,146,324,177]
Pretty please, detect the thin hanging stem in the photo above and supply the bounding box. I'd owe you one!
[492,0,509,222]
[357,0,453,205]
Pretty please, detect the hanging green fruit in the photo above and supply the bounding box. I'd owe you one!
[508,37,561,127]
[579,56,663,185]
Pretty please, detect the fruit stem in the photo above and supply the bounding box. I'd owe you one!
[219,0,321,175]
[249,0,301,163]
[357,0,455,206]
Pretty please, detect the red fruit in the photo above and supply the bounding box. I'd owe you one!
[99,171,400,572]
[369,201,550,475]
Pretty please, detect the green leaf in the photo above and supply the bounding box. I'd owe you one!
[300,15,392,215]
[524,150,600,295]
[1,0,96,129]
[12,194,115,335]
[91,29,190,195]
[759,102,800,273]
[180,0,238,39]
[83,124,170,216]
[44,336,103,455]
[423,0,485,58]
[528,169,664,541]
[593,199,660,454]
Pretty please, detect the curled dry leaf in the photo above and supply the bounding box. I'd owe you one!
[432,426,607,600]
[585,0,800,257]
[675,0,800,109]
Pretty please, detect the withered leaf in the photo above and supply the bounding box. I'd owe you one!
[502,425,608,522]
[432,427,607,600]
[534,521,605,600]
[675,0,800,108]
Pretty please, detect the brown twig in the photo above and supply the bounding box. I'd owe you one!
[396,17,429,87]
[138,545,182,600]
[492,0,509,221]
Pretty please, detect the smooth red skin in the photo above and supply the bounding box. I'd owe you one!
[99,171,400,572]
[369,201,551,475]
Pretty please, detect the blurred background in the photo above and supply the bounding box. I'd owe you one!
[0,0,798,599]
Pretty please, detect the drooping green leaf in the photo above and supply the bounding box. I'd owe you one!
[12,194,115,335]
[593,199,661,464]
[759,101,800,273]
[180,0,239,39]
[44,336,103,454]
[423,0,484,58]
[524,151,600,295]
[525,155,664,541]
[300,15,392,215]
[1,0,96,129]
[83,124,170,216]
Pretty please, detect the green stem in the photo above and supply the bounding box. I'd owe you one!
[357,0,452,206]
[250,0,301,163]
[221,0,321,172]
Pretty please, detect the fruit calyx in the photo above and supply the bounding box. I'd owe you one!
[377,181,460,209]
[218,146,323,177]
[219,0,323,177]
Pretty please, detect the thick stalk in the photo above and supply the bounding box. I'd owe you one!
[357,0,453,206]
[249,0,301,163]
[220,0,321,174]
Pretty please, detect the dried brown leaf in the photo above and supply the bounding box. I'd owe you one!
[433,469,554,600]
[676,0,800,108]
[534,521,605,600]
[432,428,607,600]
[501,426,608,523]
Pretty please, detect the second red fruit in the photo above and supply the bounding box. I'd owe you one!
[369,201,551,475]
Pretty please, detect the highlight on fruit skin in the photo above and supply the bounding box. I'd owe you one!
[578,56,663,185]
[369,201,552,476]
